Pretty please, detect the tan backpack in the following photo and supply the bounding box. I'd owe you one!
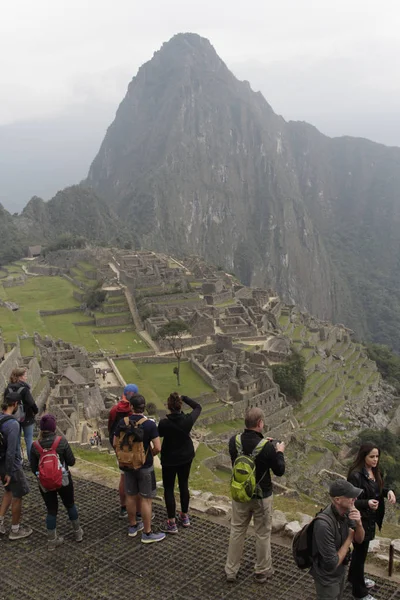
[115,416,148,470]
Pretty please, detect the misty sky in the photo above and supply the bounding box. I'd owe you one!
[1,0,400,210]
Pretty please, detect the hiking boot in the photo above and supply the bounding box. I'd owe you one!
[119,507,128,519]
[161,519,178,534]
[179,512,190,527]
[128,521,144,537]
[365,579,376,589]
[9,525,33,540]
[71,519,84,542]
[0,521,5,535]
[141,531,166,544]
[47,529,64,551]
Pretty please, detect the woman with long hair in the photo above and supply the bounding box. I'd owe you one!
[30,414,83,550]
[5,367,38,462]
[347,441,396,600]
[158,393,202,533]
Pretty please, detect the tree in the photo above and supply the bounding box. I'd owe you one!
[156,321,190,386]
[271,349,306,402]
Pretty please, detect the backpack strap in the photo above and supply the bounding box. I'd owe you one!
[0,415,15,429]
[33,440,44,456]
[135,417,147,426]
[51,436,62,452]
[251,438,270,458]
[123,416,130,427]
[235,434,243,455]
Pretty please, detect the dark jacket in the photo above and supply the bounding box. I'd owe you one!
[311,503,351,585]
[5,381,38,426]
[0,414,21,475]
[228,430,285,498]
[348,468,392,541]
[30,432,76,475]
[158,396,202,466]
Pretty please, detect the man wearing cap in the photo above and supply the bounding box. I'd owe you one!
[0,393,32,540]
[108,384,138,518]
[113,393,165,544]
[311,479,365,600]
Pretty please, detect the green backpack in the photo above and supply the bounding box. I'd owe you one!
[230,435,269,503]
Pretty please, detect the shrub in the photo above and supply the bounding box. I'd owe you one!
[271,349,306,402]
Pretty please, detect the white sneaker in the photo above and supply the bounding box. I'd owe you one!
[9,525,33,540]
[0,521,5,535]
[365,578,375,589]
[354,595,377,600]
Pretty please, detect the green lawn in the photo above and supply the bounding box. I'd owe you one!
[19,337,35,356]
[207,419,244,434]
[114,360,214,408]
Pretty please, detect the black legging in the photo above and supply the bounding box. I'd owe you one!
[348,539,370,599]
[162,461,192,519]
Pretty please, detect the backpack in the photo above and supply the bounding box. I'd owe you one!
[115,417,148,471]
[6,386,25,423]
[230,434,269,503]
[292,511,336,569]
[0,415,15,462]
[33,437,63,491]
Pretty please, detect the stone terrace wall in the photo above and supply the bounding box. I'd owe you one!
[157,335,208,352]
[190,358,219,390]
[0,346,21,389]
[95,314,132,327]
[3,276,26,288]
[27,264,65,276]
[39,307,81,317]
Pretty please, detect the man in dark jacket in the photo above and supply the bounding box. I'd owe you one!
[0,392,32,540]
[311,480,365,600]
[225,407,285,583]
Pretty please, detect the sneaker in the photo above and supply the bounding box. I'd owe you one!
[48,535,64,551]
[0,521,5,535]
[254,570,274,584]
[9,525,33,540]
[365,579,376,589]
[161,520,178,534]
[141,531,166,544]
[119,507,128,519]
[179,512,190,527]
[226,574,236,583]
[74,527,84,543]
[353,595,377,600]
[128,522,144,537]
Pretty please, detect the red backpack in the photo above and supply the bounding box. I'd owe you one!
[33,437,63,491]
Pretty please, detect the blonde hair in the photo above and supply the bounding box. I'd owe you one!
[9,367,27,384]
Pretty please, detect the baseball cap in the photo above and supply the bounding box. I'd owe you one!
[329,479,362,498]
[124,384,139,396]
[129,393,146,411]
[4,392,20,405]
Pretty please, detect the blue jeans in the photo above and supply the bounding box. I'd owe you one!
[21,423,34,462]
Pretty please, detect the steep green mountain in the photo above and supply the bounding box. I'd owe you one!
[87,33,400,351]
[13,185,133,248]
[0,204,24,266]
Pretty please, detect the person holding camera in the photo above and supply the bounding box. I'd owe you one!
[347,442,396,600]
[310,480,365,600]
[158,392,202,533]
[225,407,285,584]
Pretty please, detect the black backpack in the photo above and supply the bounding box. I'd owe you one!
[292,510,335,569]
[0,415,16,461]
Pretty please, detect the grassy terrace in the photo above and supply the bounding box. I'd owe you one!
[114,360,214,409]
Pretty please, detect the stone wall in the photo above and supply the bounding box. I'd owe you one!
[26,357,41,390]
[0,345,21,389]
[190,358,219,390]
[95,314,132,327]
[33,378,51,411]
[27,264,65,276]
[2,276,26,288]
[84,385,105,420]
[39,307,81,317]
[73,290,85,302]
[156,335,209,353]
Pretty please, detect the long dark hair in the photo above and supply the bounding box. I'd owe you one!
[347,441,383,492]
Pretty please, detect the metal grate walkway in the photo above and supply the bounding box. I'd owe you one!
[1,476,399,599]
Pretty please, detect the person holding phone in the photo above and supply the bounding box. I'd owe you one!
[347,442,396,600]
[158,392,202,533]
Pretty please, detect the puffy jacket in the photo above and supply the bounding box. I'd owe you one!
[108,398,132,445]
[30,432,76,474]
[4,381,38,426]
[348,468,393,541]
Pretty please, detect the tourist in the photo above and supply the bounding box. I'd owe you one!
[113,393,165,544]
[0,392,32,540]
[310,480,365,600]
[158,392,202,533]
[347,442,397,600]
[108,383,141,519]
[30,414,83,550]
[5,367,38,462]
[225,407,285,583]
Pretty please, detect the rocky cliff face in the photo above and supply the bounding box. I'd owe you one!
[87,33,400,350]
